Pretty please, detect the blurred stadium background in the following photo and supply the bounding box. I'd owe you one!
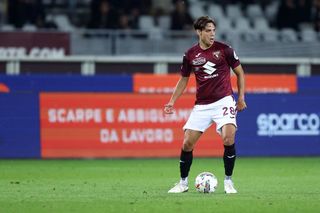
[0,0,319,158]
[0,0,320,57]
[0,1,320,212]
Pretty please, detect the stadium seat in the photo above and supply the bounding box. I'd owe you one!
[242,29,261,42]
[301,29,318,42]
[216,18,233,32]
[222,30,240,44]
[215,30,225,41]
[280,28,298,42]
[189,4,206,20]
[246,4,264,20]
[158,16,171,30]
[261,28,279,42]
[52,14,74,31]
[264,1,279,23]
[207,4,226,22]
[226,4,243,20]
[234,17,251,33]
[138,15,155,30]
[253,17,270,32]
[0,24,15,31]
[22,24,37,31]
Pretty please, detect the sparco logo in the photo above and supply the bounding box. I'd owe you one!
[257,113,320,136]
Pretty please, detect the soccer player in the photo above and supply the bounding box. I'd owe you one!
[165,16,247,194]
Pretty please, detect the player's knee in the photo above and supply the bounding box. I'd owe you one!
[222,135,234,146]
[183,138,194,151]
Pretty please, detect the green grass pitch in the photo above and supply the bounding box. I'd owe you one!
[1,157,319,213]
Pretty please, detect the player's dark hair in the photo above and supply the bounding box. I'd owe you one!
[193,16,216,31]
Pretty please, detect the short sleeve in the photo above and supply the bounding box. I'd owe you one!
[180,54,192,77]
[225,46,241,69]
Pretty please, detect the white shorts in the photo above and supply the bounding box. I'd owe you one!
[183,95,237,134]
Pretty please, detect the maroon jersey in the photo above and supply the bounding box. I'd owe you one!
[181,41,240,105]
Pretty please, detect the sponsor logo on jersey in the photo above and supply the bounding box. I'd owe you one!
[192,57,206,65]
[195,53,201,57]
[202,61,217,75]
[204,74,218,79]
[257,113,320,136]
[213,51,220,59]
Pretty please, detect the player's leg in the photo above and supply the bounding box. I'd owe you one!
[180,129,202,182]
[168,129,202,193]
[213,96,238,194]
[221,124,236,177]
[168,105,212,193]
[221,124,238,194]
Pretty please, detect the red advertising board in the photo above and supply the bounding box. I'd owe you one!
[231,74,297,93]
[134,74,297,94]
[40,93,223,158]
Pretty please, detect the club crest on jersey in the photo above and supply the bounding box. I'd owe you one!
[212,51,220,59]
[192,57,206,65]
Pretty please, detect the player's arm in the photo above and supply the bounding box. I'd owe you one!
[233,65,247,112]
[164,76,189,114]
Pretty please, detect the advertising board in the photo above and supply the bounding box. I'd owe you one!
[236,94,320,156]
[0,32,70,57]
[40,93,224,158]
[134,74,297,94]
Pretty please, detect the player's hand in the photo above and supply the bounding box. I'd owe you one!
[164,103,174,114]
[236,98,247,112]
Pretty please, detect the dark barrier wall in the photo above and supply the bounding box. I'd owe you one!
[0,75,319,158]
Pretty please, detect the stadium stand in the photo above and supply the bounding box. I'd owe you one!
[0,0,319,57]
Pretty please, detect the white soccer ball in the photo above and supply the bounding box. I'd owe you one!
[195,172,218,193]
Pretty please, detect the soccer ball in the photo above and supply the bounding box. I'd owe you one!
[195,172,218,193]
